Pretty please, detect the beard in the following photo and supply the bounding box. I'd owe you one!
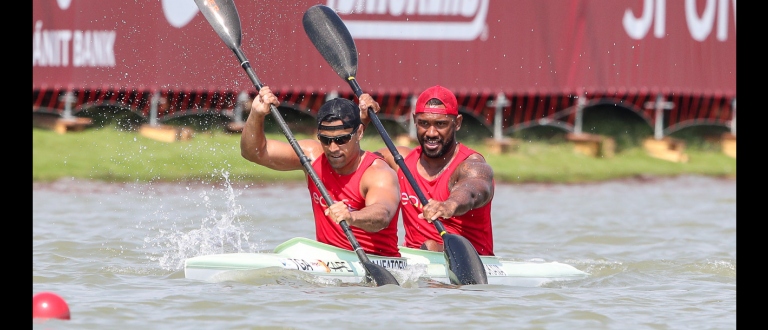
[419,134,456,158]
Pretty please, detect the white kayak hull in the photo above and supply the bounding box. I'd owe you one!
[184,237,588,286]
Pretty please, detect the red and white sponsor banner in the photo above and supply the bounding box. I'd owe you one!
[33,0,735,97]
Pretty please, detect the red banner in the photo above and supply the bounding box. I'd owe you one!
[33,0,736,97]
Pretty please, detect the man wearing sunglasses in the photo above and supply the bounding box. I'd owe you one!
[359,85,496,256]
[241,86,401,257]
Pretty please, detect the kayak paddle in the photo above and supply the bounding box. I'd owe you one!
[302,5,488,285]
[193,0,399,287]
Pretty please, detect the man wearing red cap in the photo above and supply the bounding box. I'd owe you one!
[360,85,495,256]
[241,86,401,257]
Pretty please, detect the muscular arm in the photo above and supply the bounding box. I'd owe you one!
[344,159,401,232]
[421,154,495,221]
[240,86,323,171]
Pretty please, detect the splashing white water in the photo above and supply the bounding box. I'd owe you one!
[143,170,264,271]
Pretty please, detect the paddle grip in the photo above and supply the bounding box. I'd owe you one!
[234,50,336,207]
[200,0,393,285]
[349,79,450,235]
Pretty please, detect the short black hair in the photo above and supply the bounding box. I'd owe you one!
[316,98,361,131]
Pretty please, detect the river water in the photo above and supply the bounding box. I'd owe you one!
[33,175,736,329]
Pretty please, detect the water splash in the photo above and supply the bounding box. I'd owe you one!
[144,170,264,271]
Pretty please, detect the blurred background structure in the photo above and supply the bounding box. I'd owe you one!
[33,0,735,156]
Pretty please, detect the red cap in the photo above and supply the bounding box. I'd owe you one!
[415,85,458,116]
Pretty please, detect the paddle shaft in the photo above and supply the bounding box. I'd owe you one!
[301,4,487,284]
[234,51,371,262]
[347,80,454,234]
[349,77,486,285]
[193,0,397,286]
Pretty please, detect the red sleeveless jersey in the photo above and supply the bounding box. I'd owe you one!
[307,151,401,257]
[399,144,494,255]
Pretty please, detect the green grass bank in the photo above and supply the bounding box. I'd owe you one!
[33,126,736,184]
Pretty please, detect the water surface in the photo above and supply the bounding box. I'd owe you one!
[33,175,736,329]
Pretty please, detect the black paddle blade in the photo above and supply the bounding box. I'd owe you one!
[362,262,400,286]
[302,5,358,80]
[443,234,488,285]
[301,3,484,287]
[194,0,243,50]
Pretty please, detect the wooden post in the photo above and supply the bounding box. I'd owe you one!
[492,93,507,141]
[730,97,736,136]
[139,91,194,142]
[325,90,339,102]
[407,95,417,140]
[566,133,615,158]
[226,90,249,133]
[149,91,160,126]
[644,94,674,140]
[59,91,75,119]
[574,92,586,135]
[395,95,417,146]
[564,93,614,158]
[484,93,517,154]
[721,98,736,158]
[640,94,686,162]
[234,90,248,124]
[53,91,92,134]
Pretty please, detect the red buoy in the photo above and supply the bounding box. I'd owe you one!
[33,292,70,320]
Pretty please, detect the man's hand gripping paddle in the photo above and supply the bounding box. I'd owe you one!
[302,5,487,285]
[194,0,399,287]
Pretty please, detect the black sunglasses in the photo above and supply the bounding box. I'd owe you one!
[317,130,357,146]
